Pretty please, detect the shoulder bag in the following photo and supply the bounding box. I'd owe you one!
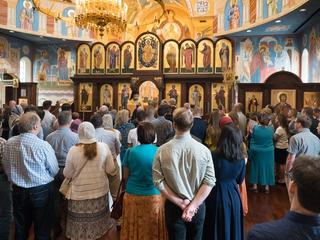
[110,178,126,220]
[59,158,88,199]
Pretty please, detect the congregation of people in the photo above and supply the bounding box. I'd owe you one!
[0,98,320,240]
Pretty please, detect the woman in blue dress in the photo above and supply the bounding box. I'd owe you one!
[249,113,275,193]
[203,124,246,240]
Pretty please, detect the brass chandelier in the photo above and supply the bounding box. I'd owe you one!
[74,0,128,37]
[32,0,166,39]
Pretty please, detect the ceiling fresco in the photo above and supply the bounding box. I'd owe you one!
[0,0,316,43]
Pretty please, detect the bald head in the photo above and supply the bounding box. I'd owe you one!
[19,112,41,134]
[99,105,109,115]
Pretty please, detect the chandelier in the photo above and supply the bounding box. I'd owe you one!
[32,0,165,39]
[74,0,128,37]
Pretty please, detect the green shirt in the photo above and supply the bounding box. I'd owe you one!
[153,134,216,200]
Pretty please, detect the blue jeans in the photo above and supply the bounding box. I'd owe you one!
[12,182,54,240]
[0,173,12,240]
[165,200,205,240]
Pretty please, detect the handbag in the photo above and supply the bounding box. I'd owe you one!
[59,158,88,199]
[110,179,125,219]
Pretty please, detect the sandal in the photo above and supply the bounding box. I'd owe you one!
[264,187,270,194]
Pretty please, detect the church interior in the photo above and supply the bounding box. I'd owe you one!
[0,0,320,239]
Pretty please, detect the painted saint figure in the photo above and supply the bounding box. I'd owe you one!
[267,0,278,16]
[93,46,103,70]
[57,49,68,81]
[215,86,226,108]
[103,85,111,105]
[182,43,194,72]
[191,85,202,107]
[142,39,155,63]
[109,46,119,70]
[200,42,212,71]
[228,0,240,29]
[38,50,50,81]
[121,85,129,109]
[274,93,291,112]
[81,85,89,107]
[166,44,177,73]
[20,0,34,31]
[248,95,259,112]
[168,85,178,102]
[123,46,132,73]
[79,48,88,73]
[219,43,230,72]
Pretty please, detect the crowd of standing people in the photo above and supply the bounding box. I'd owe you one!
[0,99,319,240]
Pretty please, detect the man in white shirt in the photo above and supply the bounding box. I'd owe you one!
[41,100,57,139]
[128,110,146,147]
[234,103,247,138]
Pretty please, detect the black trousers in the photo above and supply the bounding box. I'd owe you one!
[53,167,66,235]
[165,200,205,240]
[12,182,54,240]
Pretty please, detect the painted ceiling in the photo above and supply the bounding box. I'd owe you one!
[0,0,317,44]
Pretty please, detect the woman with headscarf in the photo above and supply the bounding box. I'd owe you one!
[63,122,120,240]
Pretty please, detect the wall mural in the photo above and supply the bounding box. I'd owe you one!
[302,22,320,83]
[0,34,32,75]
[151,9,191,42]
[224,0,243,31]
[235,36,300,83]
[263,0,283,19]
[16,0,39,32]
[61,7,83,38]
[34,43,76,106]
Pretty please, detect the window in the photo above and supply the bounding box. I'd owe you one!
[19,57,32,82]
[301,49,309,83]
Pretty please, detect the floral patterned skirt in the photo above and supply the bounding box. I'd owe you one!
[120,193,168,240]
[66,195,113,240]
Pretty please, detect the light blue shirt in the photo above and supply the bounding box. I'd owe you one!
[288,128,320,157]
[3,133,59,188]
[95,128,120,159]
[123,144,160,196]
[46,127,79,167]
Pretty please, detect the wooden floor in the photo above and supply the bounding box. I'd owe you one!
[244,183,290,235]
[21,183,290,239]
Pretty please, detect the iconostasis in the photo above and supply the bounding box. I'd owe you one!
[72,32,233,116]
